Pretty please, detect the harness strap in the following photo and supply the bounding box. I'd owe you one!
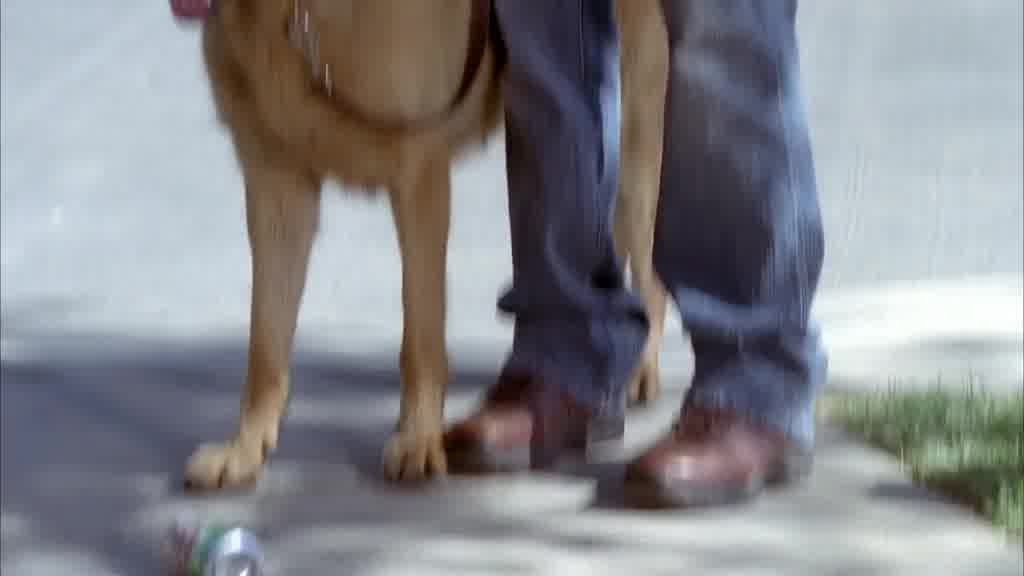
[293,0,493,132]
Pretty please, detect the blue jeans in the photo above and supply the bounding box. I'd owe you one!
[495,0,826,446]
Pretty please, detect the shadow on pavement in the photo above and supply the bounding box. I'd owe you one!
[0,321,499,573]
[3,318,1021,574]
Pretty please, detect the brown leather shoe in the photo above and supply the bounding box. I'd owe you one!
[623,406,812,508]
[444,372,533,473]
[444,372,601,473]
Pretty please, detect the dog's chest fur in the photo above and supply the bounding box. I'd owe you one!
[286,0,475,121]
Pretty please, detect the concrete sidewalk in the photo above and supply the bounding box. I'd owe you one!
[2,0,1022,574]
[1,330,1021,575]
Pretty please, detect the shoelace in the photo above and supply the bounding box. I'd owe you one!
[483,373,532,406]
[674,407,732,440]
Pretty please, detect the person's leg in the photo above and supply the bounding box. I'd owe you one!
[497,0,645,420]
[625,0,826,507]
[445,0,647,470]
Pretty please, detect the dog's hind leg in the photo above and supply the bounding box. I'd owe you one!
[185,162,321,491]
[383,144,452,482]
[614,0,669,407]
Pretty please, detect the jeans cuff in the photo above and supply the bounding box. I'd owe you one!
[685,354,825,448]
[503,317,646,421]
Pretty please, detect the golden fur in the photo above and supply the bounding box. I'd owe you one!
[184,0,669,489]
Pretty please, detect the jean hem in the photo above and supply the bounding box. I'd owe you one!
[502,317,646,421]
[684,356,824,448]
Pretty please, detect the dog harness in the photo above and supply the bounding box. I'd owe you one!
[288,0,493,131]
[170,0,492,130]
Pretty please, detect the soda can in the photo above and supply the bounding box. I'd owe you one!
[169,521,266,576]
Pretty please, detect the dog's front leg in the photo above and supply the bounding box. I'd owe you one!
[383,144,452,482]
[185,163,321,491]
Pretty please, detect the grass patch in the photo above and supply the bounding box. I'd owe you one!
[823,386,1023,540]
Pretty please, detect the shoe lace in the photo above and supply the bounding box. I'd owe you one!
[674,407,729,440]
[484,373,531,406]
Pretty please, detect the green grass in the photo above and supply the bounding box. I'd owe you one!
[823,385,1023,540]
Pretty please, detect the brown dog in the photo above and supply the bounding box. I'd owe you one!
[174,0,669,489]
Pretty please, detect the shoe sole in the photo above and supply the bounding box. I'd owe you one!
[622,450,814,510]
[447,445,530,475]
[447,434,626,476]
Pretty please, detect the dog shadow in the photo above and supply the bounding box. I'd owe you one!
[0,320,501,573]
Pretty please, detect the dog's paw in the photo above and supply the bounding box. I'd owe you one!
[184,431,274,491]
[382,429,447,482]
[628,356,661,408]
